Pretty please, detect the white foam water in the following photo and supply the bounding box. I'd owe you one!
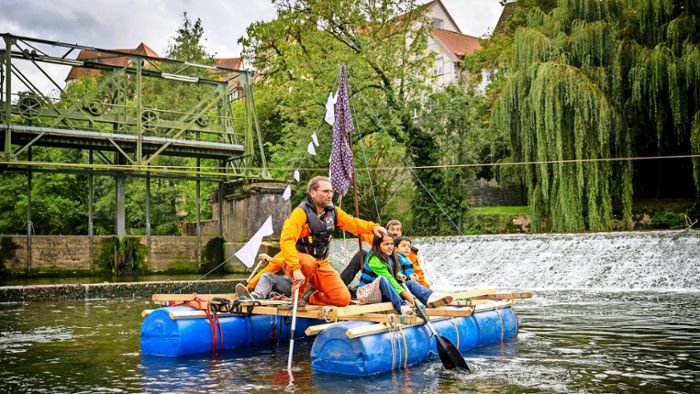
[329,230,700,291]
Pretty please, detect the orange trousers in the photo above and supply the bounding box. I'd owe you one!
[285,252,351,307]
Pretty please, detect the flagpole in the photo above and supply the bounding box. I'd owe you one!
[348,136,363,253]
[337,195,350,265]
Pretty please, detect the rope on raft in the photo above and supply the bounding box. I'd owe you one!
[494,306,505,342]
[387,314,410,370]
[449,318,460,349]
[166,294,226,355]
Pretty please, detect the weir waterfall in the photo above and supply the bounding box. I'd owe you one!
[330,230,700,291]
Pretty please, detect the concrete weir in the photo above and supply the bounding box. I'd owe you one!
[0,279,241,303]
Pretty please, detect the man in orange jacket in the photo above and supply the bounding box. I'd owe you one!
[280,176,387,307]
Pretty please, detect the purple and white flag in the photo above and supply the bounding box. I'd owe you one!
[329,66,355,196]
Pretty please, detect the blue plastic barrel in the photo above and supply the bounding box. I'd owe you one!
[140,306,320,357]
[311,306,518,376]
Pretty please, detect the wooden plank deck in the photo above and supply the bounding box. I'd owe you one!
[144,289,529,335]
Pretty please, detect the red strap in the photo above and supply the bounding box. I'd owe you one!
[164,294,223,355]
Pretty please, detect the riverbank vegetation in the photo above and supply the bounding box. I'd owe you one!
[0,0,698,238]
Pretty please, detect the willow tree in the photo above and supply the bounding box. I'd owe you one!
[492,0,700,232]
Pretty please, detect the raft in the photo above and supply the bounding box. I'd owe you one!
[310,304,518,375]
[140,290,529,375]
[140,306,320,357]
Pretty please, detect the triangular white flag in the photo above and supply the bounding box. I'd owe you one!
[312,132,319,147]
[260,216,274,235]
[293,169,300,182]
[282,185,292,200]
[324,92,337,126]
[307,141,316,156]
[234,216,274,268]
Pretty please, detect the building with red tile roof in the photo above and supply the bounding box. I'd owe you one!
[64,43,160,81]
[432,28,481,60]
[213,57,242,70]
[424,0,483,89]
[65,45,243,85]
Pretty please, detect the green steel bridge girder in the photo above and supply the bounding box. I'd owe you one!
[0,33,268,177]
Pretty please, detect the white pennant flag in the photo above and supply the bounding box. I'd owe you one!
[282,185,292,200]
[324,92,337,126]
[312,132,319,147]
[307,141,316,156]
[234,216,274,268]
[293,169,300,182]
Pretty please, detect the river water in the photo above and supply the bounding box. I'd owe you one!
[1,231,699,393]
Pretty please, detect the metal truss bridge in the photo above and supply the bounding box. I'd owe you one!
[1,32,269,241]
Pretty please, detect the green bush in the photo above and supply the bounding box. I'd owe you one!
[201,236,225,274]
[464,213,527,234]
[647,211,686,229]
[96,237,147,274]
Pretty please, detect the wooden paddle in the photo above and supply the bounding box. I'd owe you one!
[245,257,265,285]
[403,283,470,371]
[285,286,301,384]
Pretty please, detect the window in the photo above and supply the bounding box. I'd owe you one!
[432,18,443,29]
[432,56,444,76]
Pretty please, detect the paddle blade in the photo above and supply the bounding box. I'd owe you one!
[272,369,293,386]
[436,335,470,371]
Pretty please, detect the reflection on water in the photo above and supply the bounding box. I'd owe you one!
[1,290,699,393]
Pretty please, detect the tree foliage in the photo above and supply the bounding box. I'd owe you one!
[492,0,700,232]
[241,0,455,230]
[165,13,213,62]
[415,85,490,233]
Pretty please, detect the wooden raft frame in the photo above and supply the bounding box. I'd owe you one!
[142,289,532,329]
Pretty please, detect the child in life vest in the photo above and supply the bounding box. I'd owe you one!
[356,234,451,315]
[393,236,421,282]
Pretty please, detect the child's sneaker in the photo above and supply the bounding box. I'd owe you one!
[426,293,453,308]
[400,304,414,316]
[235,283,254,299]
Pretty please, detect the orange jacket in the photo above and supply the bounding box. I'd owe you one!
[360,233,374,246]
[408,250,430,288]
[280,205,378,271]
[246,255,285,291]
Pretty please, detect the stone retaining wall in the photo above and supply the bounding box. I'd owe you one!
[1,235,219,275]
[0,279,242,302]
[147,236,214,272]
[469,178,526,207]
[3,235,103,274]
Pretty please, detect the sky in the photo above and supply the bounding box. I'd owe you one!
[0,0,504,95]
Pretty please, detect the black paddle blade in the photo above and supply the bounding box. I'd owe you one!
[403,283,471,372]
[436,335,470,371]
